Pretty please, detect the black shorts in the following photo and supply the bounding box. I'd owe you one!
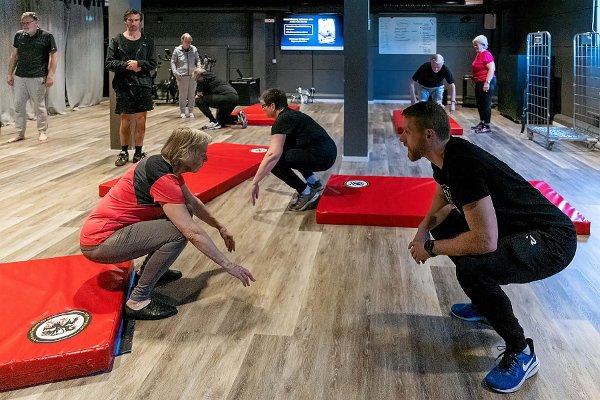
[115,86,154,114]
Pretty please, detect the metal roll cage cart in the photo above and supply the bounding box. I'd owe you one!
[522,31,598,150]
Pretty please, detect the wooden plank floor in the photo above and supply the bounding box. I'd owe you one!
[1,101,600,399]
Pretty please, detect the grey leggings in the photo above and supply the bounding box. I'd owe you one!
[81,219,188,302]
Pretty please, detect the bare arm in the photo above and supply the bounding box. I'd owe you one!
[412,185,450,243]
[45,51,58,87]
[408,80,418,104]
[162,202,254,286]
[448,83,456,112]
[181,184,235,251]
[410,195,498,264]
[6,47,18,86]
[251,134,286,205]
[483,61,496,92]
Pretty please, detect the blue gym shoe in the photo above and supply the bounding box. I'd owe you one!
[485,338,539,393]
[450,303,490,324]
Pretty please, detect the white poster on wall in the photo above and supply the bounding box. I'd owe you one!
[379,17,437,55]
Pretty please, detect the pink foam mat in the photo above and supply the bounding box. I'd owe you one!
[316,175,590,235]
[0,255,132,392]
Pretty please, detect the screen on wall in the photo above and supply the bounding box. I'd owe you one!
[281,14,344,51]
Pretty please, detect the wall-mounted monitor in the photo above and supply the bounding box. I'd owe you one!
[281,14,344,51]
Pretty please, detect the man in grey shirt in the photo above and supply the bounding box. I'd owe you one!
[171,33,201,118]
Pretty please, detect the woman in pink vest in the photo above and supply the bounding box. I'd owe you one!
[471,35,496,134]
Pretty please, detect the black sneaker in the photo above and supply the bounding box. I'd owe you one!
[471,122,485,130]
[288,187,321,211]
[307,180,324,192]
[476,125,492,134]
[124,299,178,320]
[115,151,129,166]
[134,269,183,286]
[132,152,147,163]
[237,110,248,128]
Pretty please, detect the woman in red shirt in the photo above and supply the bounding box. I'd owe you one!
[80,127,254,320]
[471,35,496,133]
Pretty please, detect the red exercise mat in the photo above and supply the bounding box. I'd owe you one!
[316,175,590,235]
[0,255,132,392]
[529,180,591,235]
[315,175,437,227]
[392,109,463,135]
[231,103,300,126]
[99,143,268,199]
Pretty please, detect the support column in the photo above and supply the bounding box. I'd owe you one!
[343,0,369,160]
[108,0,141,149]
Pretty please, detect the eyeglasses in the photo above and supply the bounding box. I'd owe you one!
[21,20,35,26]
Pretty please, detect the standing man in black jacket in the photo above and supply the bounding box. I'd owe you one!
[106,9,157,166]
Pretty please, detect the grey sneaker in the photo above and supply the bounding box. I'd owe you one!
[287,187,321,211]
[202,121,222,130]
[237,110,248,128]
[115,151,129,166]
[307,180,324,192]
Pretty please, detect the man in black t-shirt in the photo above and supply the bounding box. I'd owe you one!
[400,102,576,394]
[250,88,337,211]
[6,12,57,143]
[409,54,456,112]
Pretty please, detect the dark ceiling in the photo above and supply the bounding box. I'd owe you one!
[141,0,525,13]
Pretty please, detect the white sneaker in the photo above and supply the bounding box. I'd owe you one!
[188,113,195,118]
[237,110,248,128]
[202,121,219,129]
[205,122,222,130]
[38,132,48,142]
[180,113,186,119]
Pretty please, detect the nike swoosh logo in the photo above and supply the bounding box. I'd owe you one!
[522,357,534,372]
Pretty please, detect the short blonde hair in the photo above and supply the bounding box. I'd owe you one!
[192,67,206,80]
[161,127,212,171]
[181,33,192,42]
[472,35,488,49]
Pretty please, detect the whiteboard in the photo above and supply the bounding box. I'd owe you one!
[379,17,437,55]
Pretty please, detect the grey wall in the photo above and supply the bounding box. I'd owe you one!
[497,0,594,117]
[142,1,597,113]
[370,13,485,101]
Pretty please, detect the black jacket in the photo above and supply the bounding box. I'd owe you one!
[106,33,157,90]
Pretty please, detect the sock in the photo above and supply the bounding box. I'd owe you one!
[135,146,142,155]
[121,145,129,153]
[301,185,311,195]
[307,175,318,184]
[126,298,151,310]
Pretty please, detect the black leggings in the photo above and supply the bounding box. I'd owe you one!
[196,93,239,126]
[271,140,337,193]
[431,209,576,352]
[474,77,496,124]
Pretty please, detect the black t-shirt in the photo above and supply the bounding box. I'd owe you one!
[432,137,573,238]
[271,107,334,149]
[13,29,57,78]
[412,62,454,87]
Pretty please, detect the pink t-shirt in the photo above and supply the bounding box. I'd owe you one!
[472,50,495,83]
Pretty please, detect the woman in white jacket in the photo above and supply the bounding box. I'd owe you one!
[171,33,201,118]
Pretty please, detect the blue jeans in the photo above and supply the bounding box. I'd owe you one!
[419,85,444,105]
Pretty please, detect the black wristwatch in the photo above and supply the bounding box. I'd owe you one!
[424,239,436,257]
